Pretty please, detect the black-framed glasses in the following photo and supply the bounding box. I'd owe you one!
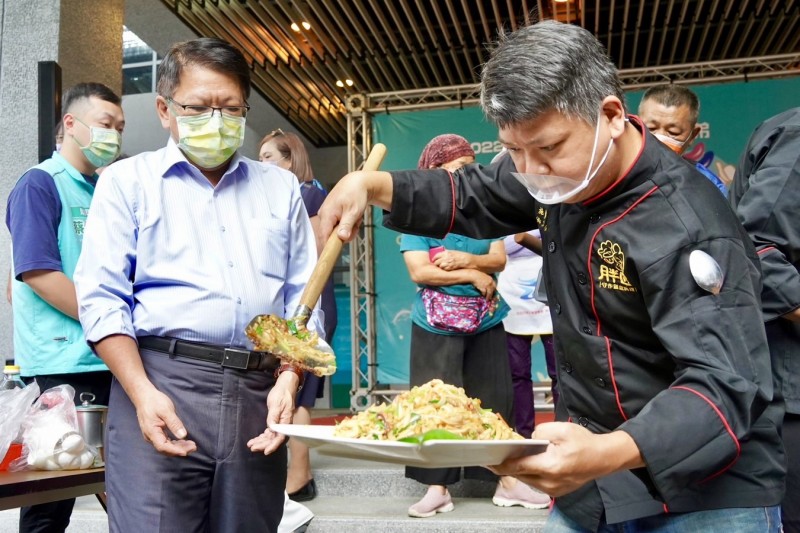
[167,98,250,118]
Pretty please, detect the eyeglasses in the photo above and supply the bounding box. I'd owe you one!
[268,128,285,137]
[167,98,250,118]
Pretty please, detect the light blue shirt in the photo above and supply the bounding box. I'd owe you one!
[74,139,321,348]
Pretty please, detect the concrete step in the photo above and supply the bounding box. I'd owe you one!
[301,449,551,532]
[302,496,548,533]
[310,449,498,498]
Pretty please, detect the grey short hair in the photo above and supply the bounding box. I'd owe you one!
[639,85,700,125]
[480,20,624,127]
[156,37,251,100]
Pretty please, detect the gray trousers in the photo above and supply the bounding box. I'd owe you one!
[106,349,286,533]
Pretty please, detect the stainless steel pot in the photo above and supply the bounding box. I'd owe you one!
[75,392,108,467]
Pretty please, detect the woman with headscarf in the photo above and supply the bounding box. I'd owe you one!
[399,134,550,517]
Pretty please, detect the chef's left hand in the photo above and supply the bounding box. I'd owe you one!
[489,422,644,497]
[247,372,298,454]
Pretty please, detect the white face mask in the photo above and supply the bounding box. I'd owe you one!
[511,116,614,205]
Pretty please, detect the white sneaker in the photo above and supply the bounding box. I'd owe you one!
[492,480,550,510]
[278,491,314,533]
[408,488,455,518]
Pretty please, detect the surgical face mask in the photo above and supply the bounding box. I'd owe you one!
[653,132,688,154]
[261,155,288,167]
[72,118,121,168]
[511,116,614,205]
[173,108,246,169]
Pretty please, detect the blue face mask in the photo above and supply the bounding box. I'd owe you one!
[72,118,121,168]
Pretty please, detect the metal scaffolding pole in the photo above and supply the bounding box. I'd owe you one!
[345,93,378,411]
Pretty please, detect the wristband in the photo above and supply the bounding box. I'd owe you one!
[274,364,304,391]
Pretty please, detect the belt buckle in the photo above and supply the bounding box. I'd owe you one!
[222,347,252,370]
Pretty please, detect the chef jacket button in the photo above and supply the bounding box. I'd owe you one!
[548,241,556,253]
[554,303,562,314]
[577,273,587,284]
[582,326,592,334]
[578,417,589,427]
[589,213,600,224]
[227,261,234,268]
[595,377,605,387]
[563,362,573,373]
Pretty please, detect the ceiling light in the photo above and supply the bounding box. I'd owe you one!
[345,79,354,87]
[291,21,311,32]
[336,80,344,88]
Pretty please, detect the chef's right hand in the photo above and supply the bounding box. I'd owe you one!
[318,170,394,243]
[134,387,197,456]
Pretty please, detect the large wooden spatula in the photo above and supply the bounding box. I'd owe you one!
[246,143,387,376]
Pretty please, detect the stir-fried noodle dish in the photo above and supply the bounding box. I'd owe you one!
[245,314,336,377]
[333,379,522,441]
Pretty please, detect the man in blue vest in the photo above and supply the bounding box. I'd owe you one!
[5,82,124,533]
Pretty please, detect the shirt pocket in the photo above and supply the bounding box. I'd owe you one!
[248,218,291,280]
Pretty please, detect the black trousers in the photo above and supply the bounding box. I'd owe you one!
[405,323,513,486]
[784,413,800,533]
[19,371,112,533]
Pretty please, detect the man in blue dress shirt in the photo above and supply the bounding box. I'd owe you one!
[74,38,319,532]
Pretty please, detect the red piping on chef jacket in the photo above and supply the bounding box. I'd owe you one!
[672,385,742,482]
[587,186,659,421]
[757,246,776,255]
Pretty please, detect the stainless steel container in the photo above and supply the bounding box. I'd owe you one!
[75,392,108,467]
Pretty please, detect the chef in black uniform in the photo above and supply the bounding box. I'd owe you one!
[730,107,800,533]
[319,20,785,532]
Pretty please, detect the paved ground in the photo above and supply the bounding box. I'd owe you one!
[0,496,107,533]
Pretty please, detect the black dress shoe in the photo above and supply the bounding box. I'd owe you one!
[288,478,317,502]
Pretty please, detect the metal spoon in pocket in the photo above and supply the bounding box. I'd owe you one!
[689,250,724,295]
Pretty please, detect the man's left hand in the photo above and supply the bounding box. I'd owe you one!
[247,373,297,454]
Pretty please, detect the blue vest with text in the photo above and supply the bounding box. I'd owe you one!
[11,154,107,376]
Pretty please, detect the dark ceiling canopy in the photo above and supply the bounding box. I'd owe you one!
[161,0,800,147]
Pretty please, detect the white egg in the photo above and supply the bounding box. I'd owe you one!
[79,450,94,469]
[44,457,60,470]
[57,451,75,468]
[61,434,84,454]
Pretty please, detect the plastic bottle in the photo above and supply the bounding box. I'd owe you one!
[1,364,26,390]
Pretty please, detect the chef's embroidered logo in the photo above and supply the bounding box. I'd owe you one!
[535,206,548,232]
[597,240,636,292]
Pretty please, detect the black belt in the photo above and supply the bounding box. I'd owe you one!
[137,336,279,372]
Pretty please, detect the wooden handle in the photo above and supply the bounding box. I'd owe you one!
[298,143,387,310]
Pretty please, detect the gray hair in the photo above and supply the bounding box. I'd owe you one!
[480,20,624,127]
[639,84,700,125]
[157,37,251,100]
